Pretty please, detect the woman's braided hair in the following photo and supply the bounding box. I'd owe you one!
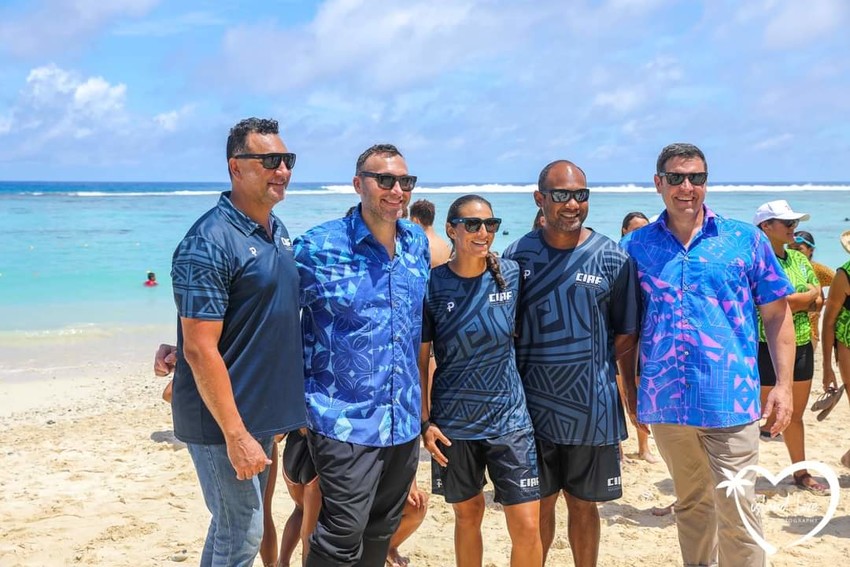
[446,194,507,291]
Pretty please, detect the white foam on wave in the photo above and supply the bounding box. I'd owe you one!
[11,183,850,198]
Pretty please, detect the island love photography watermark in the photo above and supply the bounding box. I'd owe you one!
[717,460,841,556]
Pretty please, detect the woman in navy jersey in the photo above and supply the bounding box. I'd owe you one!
[419,194,542,567]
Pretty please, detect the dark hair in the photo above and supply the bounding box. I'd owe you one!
[226,117,279,160]
[621,211,649,235]
[537,159,586,191]
[355,143,403,174]
[446,194,507,291]
[794,230,815,246]
[410,199,436,226]
[532,209,544,231]
[656,143,707,174]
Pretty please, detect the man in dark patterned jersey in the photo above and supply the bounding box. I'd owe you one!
[503,160,640,567]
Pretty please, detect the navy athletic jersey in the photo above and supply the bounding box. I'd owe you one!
[422,259,533,440]
[502,230,639,446]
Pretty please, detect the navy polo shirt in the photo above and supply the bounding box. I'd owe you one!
[171,192,307,444]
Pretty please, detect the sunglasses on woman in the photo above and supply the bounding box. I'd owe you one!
[450,217,502,233]
[233,152,296,170]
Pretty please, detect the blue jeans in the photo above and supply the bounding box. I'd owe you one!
[187,438,274,567]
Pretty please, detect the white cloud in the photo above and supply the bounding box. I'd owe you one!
[153,105,194,132]
[762,0,849,49]
[593,88,644,114]
[215,0,542,94]
[113,10,225,36]
[0,0,160,57]
[0,64,189,166]
[752,133,793,151]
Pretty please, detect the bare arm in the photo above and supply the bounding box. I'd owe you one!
[758,298,795,436]
[614,333,648,434]
[785,285,822,313]
[822,270,849,389]
[181,317,271,479]
[417,341,450,466]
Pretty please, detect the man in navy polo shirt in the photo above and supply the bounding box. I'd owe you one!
[294,144,430,567]
[170,117,307,567]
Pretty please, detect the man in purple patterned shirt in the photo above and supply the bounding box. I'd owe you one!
[620,143,795,567]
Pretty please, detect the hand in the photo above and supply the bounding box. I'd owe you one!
[422,423,451,467]
[762,384,793,437]
[407,482,429,508]
[154,343,178,377]
[822,366,838,391]
[225,431,272,480]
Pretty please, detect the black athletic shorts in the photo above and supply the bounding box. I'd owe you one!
[757,341,814,386]
[283,430,317,485]
[431,428,539,506]
[536,439,622,502]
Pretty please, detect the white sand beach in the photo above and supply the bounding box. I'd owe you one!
[1,327,849,566]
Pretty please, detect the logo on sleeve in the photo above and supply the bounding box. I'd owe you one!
[446,301,455,313]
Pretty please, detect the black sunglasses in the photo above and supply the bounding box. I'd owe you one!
[359,171,417,192]
[233,153,296,170]
[659,172,707,186]
[774,218,799,229]
[539,188,590,203]
[450,217,502,233]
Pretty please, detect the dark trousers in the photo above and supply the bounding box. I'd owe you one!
[305,432,418,567]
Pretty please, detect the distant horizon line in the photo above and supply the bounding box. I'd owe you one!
[2,179,850,185]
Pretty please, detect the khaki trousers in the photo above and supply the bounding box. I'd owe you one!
[652,422,766,567]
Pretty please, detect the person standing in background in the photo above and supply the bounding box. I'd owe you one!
[410,199,452,267]
[753,200,827,494]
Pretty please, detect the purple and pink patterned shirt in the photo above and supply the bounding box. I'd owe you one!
[620,207,793,428]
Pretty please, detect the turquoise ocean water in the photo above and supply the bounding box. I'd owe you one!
[1,180,848,334]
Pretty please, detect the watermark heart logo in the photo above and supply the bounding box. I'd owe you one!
[716,460,840,555]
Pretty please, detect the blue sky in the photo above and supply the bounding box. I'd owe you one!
[0,0,848,183]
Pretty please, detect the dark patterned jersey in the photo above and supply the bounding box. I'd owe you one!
[503,230,639,446]
[422,259,533,440]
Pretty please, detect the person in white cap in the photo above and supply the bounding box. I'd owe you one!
[822,229,850,469]
[753,200,828,494]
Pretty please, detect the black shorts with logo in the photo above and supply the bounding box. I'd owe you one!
[536,439,622,502]
[283,430,317,485]
[431,428,539,506]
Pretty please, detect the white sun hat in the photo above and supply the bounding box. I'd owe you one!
[841,229,850,254]
[752,199,810,226]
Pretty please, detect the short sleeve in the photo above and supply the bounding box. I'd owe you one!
[293,234,318,308]
[171,236,230,319]
[748,230,793,306]
[610,255,640,336]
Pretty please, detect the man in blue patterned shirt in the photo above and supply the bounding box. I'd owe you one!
[294,144,430,567]
[170,118,307,567]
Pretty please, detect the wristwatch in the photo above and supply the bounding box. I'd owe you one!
[420,419,431,436]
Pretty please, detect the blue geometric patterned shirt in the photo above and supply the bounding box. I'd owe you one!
[293,205,430,447]
[620,207,794,428]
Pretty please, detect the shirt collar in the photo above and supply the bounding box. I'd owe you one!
[656,205,719,238]
[217,191,279,238]
[349,203,411,246]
